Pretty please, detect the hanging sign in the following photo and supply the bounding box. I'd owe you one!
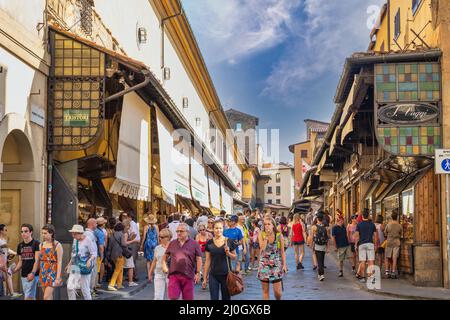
[378,103,439,124]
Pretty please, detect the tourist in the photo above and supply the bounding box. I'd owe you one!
[331,216,352,277]
[162,223,202,300]
[0,224,21,298]
[11,224,40,300]
[202,220,237,300]
[140,214,159,282]
[84,218,102,296]
[250,220,261,269]
[105,217,117,283]
[128,211,141,282]
[148,228,172,300]
[257,216,287,300]
[290,214,307,270]
[30,224,63,300]
[158,212,168,231]
[185,218,198,240]
[107,222,128,291]
[346,214,359,274]
[223,215,244,272]
[66,224,97,300]
[354,209,378,282]
[237,213,251,273]
[206,218,215,238]
[168,213,181,240]
[96,217,108,286]
[195,223,210,284]
[310,212,330,281]
[374,215,385,269]
[384,211,403,279]
[123,220,138,287]
[278,216,290,251]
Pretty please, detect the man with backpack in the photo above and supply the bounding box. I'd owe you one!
[354,209,378,283]
[310,212,329,281]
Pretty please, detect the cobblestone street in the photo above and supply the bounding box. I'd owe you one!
[127,247,399,300]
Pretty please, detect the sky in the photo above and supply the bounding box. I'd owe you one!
[182,0,385,164]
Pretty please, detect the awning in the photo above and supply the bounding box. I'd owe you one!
[340,77,356,126]
[341,114,355,145]
[384,175,416,201]
[364,180,381,200]
[110,92,150,201]
[233,198,249,207]
[208,168,221,209]
[317,150,329,173]
[191,149,209,207]
[156,108,176,205]
[329,128,339,155]
[374,182,389,202]
[222,186,233,215]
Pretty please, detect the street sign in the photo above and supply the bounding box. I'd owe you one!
[435,149,450,174]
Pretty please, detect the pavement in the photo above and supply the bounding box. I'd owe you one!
[328,250,450,300]
[2,247,450,300]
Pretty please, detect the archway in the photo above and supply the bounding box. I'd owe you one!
[0,129,34,291]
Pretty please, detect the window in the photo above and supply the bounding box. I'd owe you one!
[209,120,216,154]
[412,0,421,15]
[195,117,201,127]
[276,186,281,195]
[236,123,242,131]
[268,199,272,204]
[276,199,281,204]
[394,9,401,40]
[301,150,308,158]
[223,142,227,165]
[268,186,272,194]
[182,97,189,108]
[245,136,250,161]
[276,173,281,183]
[79,0,93,36]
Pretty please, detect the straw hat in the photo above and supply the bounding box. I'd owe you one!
[144,214,157,224]
[68,224,85,234]
[96,217,107,225]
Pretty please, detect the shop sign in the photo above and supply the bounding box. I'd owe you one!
[63,110,90,127]
[110,178,149,201]
[175,181,190,197]
[378,103,439,124]
[31,105,45,127]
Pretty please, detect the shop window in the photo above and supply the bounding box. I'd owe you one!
[394,9,400,40]
[412,0,421,15]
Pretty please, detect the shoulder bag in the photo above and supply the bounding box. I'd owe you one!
[75,240,94,275]
[225,238,244,296]
[114,234,133,259]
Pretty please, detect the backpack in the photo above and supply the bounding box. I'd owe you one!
[314,225,329,246]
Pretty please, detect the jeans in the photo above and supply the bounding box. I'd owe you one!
[315,250,326,276]
[244,244,251,270]
[67,273,92,300]
[209,274,230,300]
[90,259,99,290]
[154,274,168,300]
[109,257,125,288]
[21,276,38,299]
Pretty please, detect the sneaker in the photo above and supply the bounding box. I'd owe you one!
[338,271,343,277]
[107,285,117,291]
[359,277,366,283]
[128,282,139,287]
[300,263,304,269]
[390,272,398,279]
[319,275,325,281]
[10,292,22,299]
[247,267,252,271]
[296,263,301,270]
[352,266,356,274]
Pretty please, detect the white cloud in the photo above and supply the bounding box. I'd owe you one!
[182,0,302,65]
[263,0,385,104]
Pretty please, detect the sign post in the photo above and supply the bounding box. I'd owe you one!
[435,149,450,287]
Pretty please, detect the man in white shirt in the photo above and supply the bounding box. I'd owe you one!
[84,218,99,294]
[168,213,181,241]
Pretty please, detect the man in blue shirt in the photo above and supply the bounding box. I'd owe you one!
[85,218,105,296]
[223,215,243,272]
[331,217,352,277]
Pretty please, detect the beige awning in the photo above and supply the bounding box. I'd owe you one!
[341,114,355,145]
[317,150,329,173]
[329,128,339,155]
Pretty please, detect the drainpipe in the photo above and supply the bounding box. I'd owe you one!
[160,10,184,70]
[104,69,151,103]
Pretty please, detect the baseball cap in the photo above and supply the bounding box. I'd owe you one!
[230,215,239,223]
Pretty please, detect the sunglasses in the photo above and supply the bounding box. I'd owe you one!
[176,230,186,233]
[159,236,169,239]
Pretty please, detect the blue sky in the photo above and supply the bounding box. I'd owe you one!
[182,0,385,164]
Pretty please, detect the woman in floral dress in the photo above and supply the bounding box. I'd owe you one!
[30,224,63,300]
[257,217,287,300]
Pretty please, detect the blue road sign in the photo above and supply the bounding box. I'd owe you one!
[441,159,450,172]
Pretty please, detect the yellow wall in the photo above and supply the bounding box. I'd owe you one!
[242,169,254,199]
[374,0,439,51]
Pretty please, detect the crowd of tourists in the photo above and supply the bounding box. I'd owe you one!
[0,205,402,300]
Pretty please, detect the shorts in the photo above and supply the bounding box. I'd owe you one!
[21,276,38,299]
[259,278,283,284]
[292,241,305,246]
[385,246,400,259]
[358,243,375,262]
[376,247,385,255]
[124,256,135,269]
[237,251,244,262]
[337,246,351,262]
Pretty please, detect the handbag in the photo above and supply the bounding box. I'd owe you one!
[381,240,387,249]
[75,240,94,275]
[113,234,133,259]
[225,239,244,296]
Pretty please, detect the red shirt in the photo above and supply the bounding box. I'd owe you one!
[165,238,202,279]
[291,223,304,242]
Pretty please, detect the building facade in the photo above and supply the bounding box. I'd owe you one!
[300,0,450,288]
[259,163,294,216]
